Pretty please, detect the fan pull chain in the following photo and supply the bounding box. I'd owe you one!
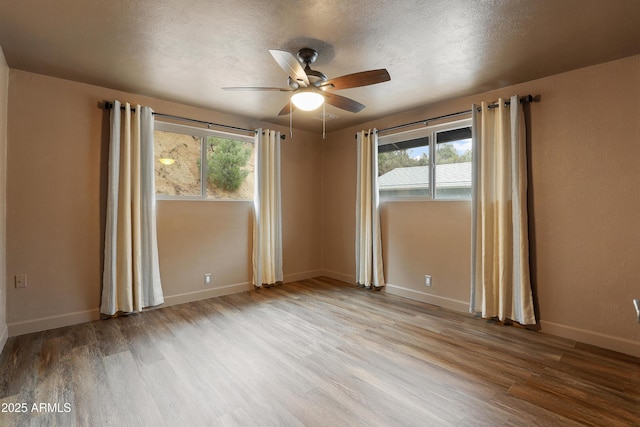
[289,102,293,139]
[322,102,326,139]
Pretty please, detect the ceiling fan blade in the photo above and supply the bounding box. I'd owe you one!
[319,69,390,91]
[269,49,309,88]
[324,92,365,113]
[277,102,296,116]
[222,86,291,91]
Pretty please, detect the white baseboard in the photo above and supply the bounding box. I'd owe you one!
[163,281,253,307]
[384,284,640,358]
[384,283,470,313]
[6,282,252,337]
[540,320,640,358]
[8,309,100,337]
[8,276,637,359]
[5,272,321,338]
[321,269,356,285]
[284,269,323,283]
[163,270,324,307]
[0,322,8,355]
[164,270,324,307]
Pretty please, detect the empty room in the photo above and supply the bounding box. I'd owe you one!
[0,1,638,425]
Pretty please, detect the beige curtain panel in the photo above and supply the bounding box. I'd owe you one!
[355,129,385,288]
[101,101,164,316]
[471,96,536,325]
[252,129,283,287]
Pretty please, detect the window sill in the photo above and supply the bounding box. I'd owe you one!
[156,196,253,203]
[379,197,471,203]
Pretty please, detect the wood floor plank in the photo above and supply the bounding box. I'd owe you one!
[0,277,638,426]
[101,351,164,426]
[0,332,44,398]
[68,342,118,427]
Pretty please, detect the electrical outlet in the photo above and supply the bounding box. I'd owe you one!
[424,275,432,287]
[15,273,27,288]
[204,273,212,286]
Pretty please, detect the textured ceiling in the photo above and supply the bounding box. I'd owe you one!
[1,0,639,131]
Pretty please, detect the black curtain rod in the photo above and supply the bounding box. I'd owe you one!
[357,95,536,138]
[103,102,286,140]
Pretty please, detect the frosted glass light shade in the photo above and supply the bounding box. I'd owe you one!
[159,158,176,165]
[291,91,324,111]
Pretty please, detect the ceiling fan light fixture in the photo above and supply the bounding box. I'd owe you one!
[291,90,324,111]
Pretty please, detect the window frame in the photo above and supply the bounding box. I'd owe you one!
[377,118,472,202]
[154,120,255,201]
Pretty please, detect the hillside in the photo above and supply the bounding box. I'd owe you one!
[154,130,254,200]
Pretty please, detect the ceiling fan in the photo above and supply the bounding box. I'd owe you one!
[222,48,391,116]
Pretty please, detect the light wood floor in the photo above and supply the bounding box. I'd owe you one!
[0,277,638,426]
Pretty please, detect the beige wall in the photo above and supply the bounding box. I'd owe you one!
[0,46,8,351]
[321,54,640,356]
[6,70,321,334]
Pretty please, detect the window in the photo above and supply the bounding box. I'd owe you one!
[434,125,473,199]
[154,122,254,200]
[377,132,430,198]
[378,119,472,200]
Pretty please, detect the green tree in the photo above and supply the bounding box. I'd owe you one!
[436,143,460,164]
[378,150,428,176]
[206,137,251,191]
[458,149,472,162]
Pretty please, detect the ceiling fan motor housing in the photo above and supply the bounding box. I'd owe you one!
[297,48,319,65]
[295,48,328,86]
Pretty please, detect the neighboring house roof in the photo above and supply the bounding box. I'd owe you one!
[378,163,472,190]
